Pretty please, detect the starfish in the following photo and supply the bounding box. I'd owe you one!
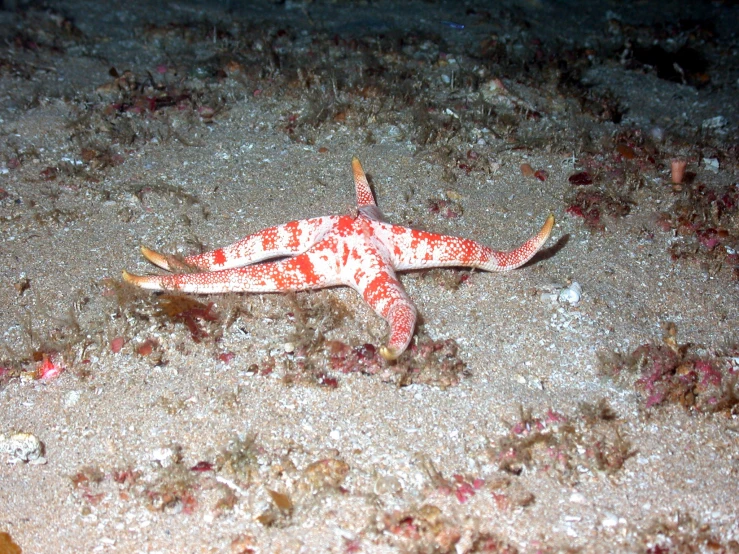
[123,158,554,360]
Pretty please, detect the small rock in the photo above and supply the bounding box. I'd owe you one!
[701,115,726,130]
[702,157,719,173]
[0,433,46,464]
[150,446,182,468]
[480,78,516,109]
[558,282,582,305]
[374,475,402,495]
[65,390,81,408]
[601,512,619,527]
[569,492,586,504]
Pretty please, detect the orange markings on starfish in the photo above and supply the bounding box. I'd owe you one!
[284,220,303,250]
[290,255,321,287]
[362,273,393,306]
[334,215,355,235]
[212,249,227,266]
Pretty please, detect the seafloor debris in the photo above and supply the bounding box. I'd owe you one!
[540,282,582,306]
[0,432,46,465]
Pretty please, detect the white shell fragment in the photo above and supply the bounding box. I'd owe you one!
[701,115,726,130]
[150,446,182,468]
[702,157,719,173]
[540,282,582,306]
[0,432,47,464]
[601,512,620,527]
[558,282,582,305]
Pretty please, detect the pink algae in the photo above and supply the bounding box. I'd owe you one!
[38,353,65,380]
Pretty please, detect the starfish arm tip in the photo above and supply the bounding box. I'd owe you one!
[379,345,400,361]
[543,214,555,237]
[121,270,136,284]
[122,269,162,291]
[140,246,171,270]
[352,156,366,173]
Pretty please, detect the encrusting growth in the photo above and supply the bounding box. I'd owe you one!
[123,158,554,360]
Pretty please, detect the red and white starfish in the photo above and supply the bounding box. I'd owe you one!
[123,158,554,360]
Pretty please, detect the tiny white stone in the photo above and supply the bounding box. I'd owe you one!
[702,157,719,173]
[65,390,81,407]
[558,282,582,305]
[374,475,402,495]
[701,115,726,130]
[601,512,619,527]
[150,446,179,468]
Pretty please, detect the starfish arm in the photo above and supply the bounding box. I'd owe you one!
[352,157,377,208]
[383,215,554,272]
[123,247,342,294]
[344,245,417,360]
[352,157,385,222]
[379,298,417,360]
[140,216,340,272]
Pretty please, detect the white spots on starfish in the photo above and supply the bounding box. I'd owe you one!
[228,271,242,288]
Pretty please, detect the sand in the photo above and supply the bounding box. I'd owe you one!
[1,0,737,552]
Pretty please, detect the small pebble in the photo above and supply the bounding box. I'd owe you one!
[558,282,582,305]
[701,115,726,130]
[374,475,402,495]
[540,292,558,304]
[703,157,719,173]
[0,433,46,464]
[65,390,81,408]
[601,513,619,527]
[150,446,181,468]
[569,492,586,503]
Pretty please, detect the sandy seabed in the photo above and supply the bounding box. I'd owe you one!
[1,1,738,552]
